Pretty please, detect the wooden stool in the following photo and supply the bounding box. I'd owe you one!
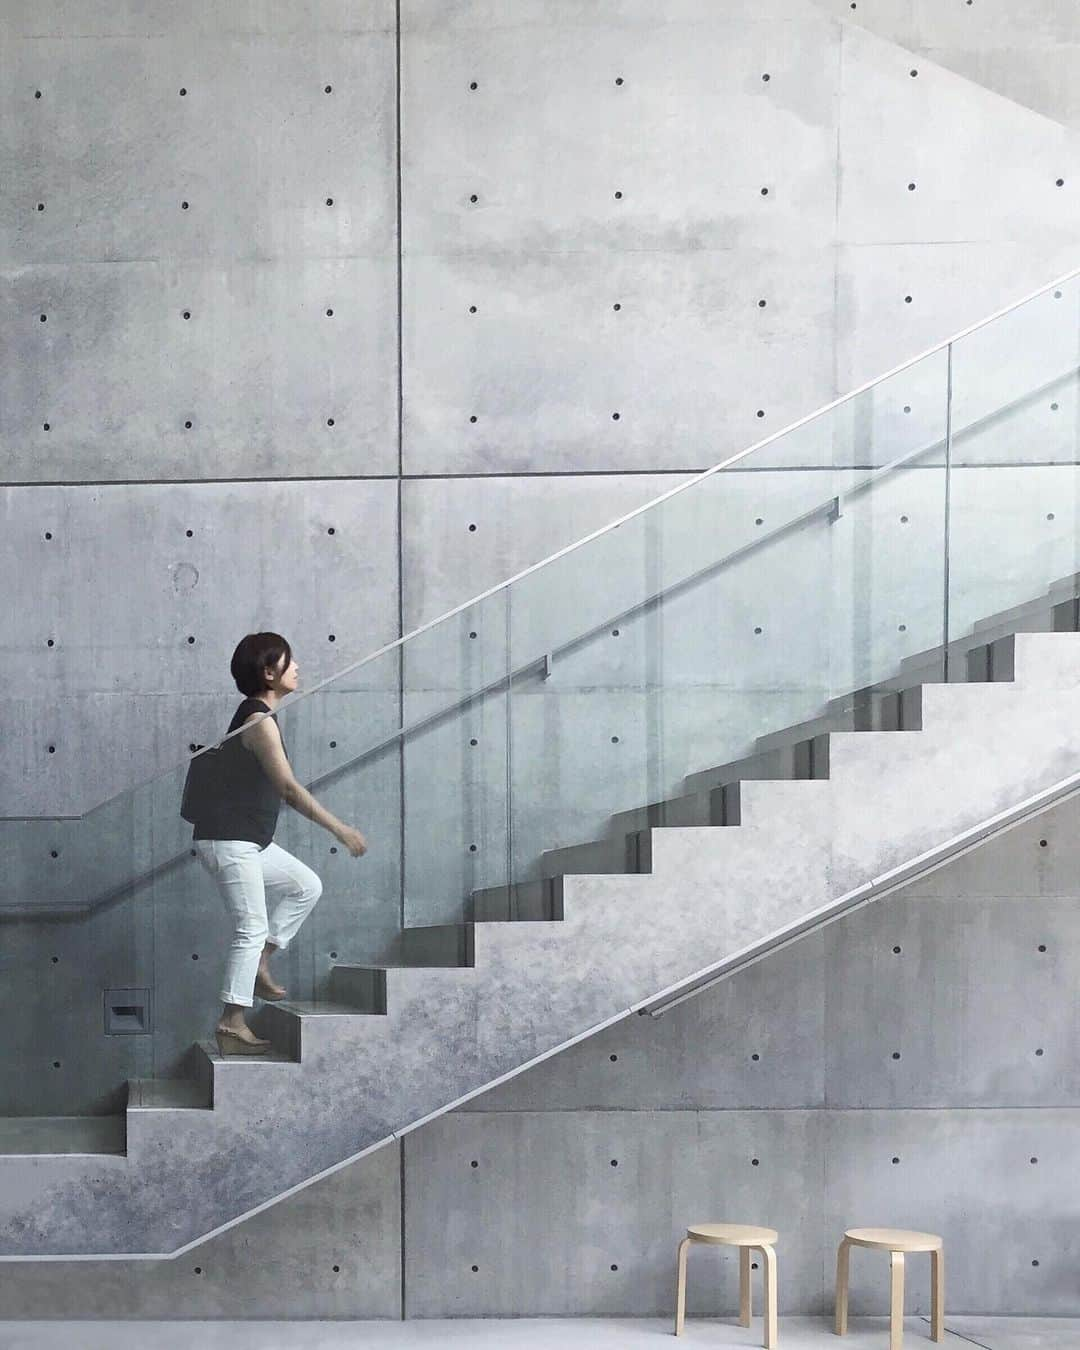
[835,1228,944,1350]
[674,1222,778,1346]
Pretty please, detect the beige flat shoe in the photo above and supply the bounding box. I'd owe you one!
[215,1026,272,1056]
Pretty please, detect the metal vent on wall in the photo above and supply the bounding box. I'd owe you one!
[103,988,152,1035]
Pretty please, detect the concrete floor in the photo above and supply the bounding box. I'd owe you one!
[0,1317,1072,1349]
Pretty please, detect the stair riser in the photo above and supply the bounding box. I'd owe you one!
[469,880,563,921]
[400,924,475,967]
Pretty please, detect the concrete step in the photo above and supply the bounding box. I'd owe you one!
[606,785,722,839]
[400,923,475,968]
[540,833,646,878]
[682,743,809,799]
[127,1077,210,1111]
[0,1114,126,1157]
[468,878,564,921]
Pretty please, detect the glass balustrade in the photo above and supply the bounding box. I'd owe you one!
[3,268,1079,1117]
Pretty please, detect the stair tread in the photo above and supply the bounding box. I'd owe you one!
[275,999,383,1016]
[128,1078,210,1110]
[0,1114,125,1156]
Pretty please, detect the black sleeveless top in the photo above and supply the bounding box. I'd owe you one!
[191,697,290,849]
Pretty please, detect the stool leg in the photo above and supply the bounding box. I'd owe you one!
[930,1249,944,1343]
[889,1251,905,1350]
[834,1239,850,1336]
[739,1246,752,1327]
[760,1244,778,1350]
[674,1237,691,1337]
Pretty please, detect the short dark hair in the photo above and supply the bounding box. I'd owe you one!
[230,632,292,697]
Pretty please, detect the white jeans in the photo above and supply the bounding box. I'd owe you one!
[194,838,323,1008]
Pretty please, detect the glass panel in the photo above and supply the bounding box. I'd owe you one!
[947,275,1080,670]
[507,347,950,895]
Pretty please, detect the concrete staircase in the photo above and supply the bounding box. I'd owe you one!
[3,578,1080,1258]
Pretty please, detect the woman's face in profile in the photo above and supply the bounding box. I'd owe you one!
[268,653,300,692]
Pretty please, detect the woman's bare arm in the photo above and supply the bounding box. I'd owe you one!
[241,714,348,839]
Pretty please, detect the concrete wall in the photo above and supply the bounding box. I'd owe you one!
[5,0,1080,814]
[3,0,1080,1316]
[1,797,1077,1316]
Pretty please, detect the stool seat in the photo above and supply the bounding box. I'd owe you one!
[688,1223,779,1247]
[845,1227,943,1253]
